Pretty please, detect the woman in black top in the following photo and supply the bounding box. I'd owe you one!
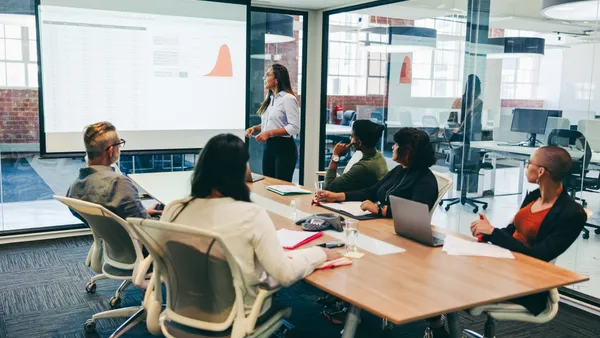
[318,127,439,216]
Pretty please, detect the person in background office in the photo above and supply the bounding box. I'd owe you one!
[67,121,162,220]
[449,74,483,142]
[245,64,300,182]
[323,120,388,193]
[426,146,587,338]
[318,128,438,218]
[160,133,340,317]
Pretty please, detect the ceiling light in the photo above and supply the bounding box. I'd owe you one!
[361,26,437,53]
[486,37,545,58]
[542,0,600,21]
[252,13,295,44]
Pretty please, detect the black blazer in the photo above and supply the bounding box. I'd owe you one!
[489,188,587,315]
[490,188,587,262]
[344,166,438,218]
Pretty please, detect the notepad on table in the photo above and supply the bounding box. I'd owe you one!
[442,235,514,259]
[317,257,353,270]
[277,228,323,250]
[320,202,371,217]
[267,185,312,196]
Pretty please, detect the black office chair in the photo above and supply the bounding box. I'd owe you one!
[340,110,356,126]
[439,141,493,213]
[548,129,600,239]
[370,111,383,123]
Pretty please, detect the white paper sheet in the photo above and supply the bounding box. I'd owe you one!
[321,202,371,217]
[276,229,320,249]
[442,235,514,259]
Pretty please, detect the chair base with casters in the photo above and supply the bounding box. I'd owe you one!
[439,195,488,214]
[462,288,559,338]
[582,223,600,239]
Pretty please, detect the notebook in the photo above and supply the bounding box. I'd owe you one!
[319,202,379,220]
[267,185,312,196]
[276,229,323,250]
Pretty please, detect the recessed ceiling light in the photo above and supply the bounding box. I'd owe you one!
[542,0,600,21]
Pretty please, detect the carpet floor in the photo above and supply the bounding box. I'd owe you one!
[0,236,598,338]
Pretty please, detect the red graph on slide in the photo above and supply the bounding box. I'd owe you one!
[205,44,233,77]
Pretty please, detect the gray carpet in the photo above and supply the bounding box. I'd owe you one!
[0,236,599,338]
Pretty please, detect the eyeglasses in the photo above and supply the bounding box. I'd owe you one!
[106,139,126,151]
[526,160,552,173]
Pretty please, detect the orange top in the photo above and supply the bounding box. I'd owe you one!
[513,201,551,246]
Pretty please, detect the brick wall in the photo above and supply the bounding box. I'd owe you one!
[326,95,387,113]
[0,89,39,144]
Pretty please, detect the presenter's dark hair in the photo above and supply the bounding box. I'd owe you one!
[190,134,250,202]
[257,64,297,115]
[393,128,436,169]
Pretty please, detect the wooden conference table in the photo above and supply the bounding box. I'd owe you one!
[129,172,588,338]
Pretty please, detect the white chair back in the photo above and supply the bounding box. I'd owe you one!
[431,171,453,218]
[54,196,144,272]
[128,218,248,337]
[422,115,439,128]
[343,151,363,174]
[578,119,600,152]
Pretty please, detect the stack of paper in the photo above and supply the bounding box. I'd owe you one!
[442,235,514,259]
[267,185,312,196]
[276,229,323,250]
[320,202,371,217]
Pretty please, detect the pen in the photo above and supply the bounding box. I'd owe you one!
[477,214,484,242]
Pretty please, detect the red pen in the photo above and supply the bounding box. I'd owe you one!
[477,214,484,242]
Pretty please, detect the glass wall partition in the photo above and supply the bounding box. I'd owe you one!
[249,9,307,184]
[320,0,600,305]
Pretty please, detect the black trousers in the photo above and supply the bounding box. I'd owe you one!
[263,137,298,182]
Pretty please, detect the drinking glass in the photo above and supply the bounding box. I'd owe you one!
[343,219,359,252]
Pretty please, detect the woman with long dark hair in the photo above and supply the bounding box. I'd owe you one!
[160,134,340,316]
[245,64,300,182]
[452,74,483,142]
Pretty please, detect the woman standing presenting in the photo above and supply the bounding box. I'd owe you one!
[245,64,300,182]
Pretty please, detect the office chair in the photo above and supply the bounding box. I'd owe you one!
[53,196,156,336]
[548,129,600,239]
[128,218,292,338]
[370,111,383,123]
[461,288,560,338]
[340,110,356,126]
[439,141,493,213]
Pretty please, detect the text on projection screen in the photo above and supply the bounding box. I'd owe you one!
[38,2,246,153]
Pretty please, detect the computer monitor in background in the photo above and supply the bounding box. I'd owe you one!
[511,109,549,147]
[546,110,563,118]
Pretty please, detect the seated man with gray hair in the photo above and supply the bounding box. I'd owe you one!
[67,121,162,219]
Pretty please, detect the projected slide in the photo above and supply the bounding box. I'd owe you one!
[37,0,247,154]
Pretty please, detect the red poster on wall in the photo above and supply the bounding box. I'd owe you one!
[400,56,412,84]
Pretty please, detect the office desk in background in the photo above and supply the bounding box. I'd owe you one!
[471,141,600,195]
[129,172,588,338]
[326,124,352,136]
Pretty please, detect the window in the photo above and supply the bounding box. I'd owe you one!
[0,21,38,88]
[411,18,465,98]
[327,13,388,96]
[500,30,542,100]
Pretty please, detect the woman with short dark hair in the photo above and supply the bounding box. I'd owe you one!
[161,134,340,317]
[318,127,438,218]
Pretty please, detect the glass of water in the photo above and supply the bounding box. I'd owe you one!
[343,219,359,252]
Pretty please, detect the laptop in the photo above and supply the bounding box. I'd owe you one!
[389,196,445,247]
[245,163,264,182]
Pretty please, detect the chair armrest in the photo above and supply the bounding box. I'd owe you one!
[133,255,153,289]
[245,287,280,333]
[316,171,326,177]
